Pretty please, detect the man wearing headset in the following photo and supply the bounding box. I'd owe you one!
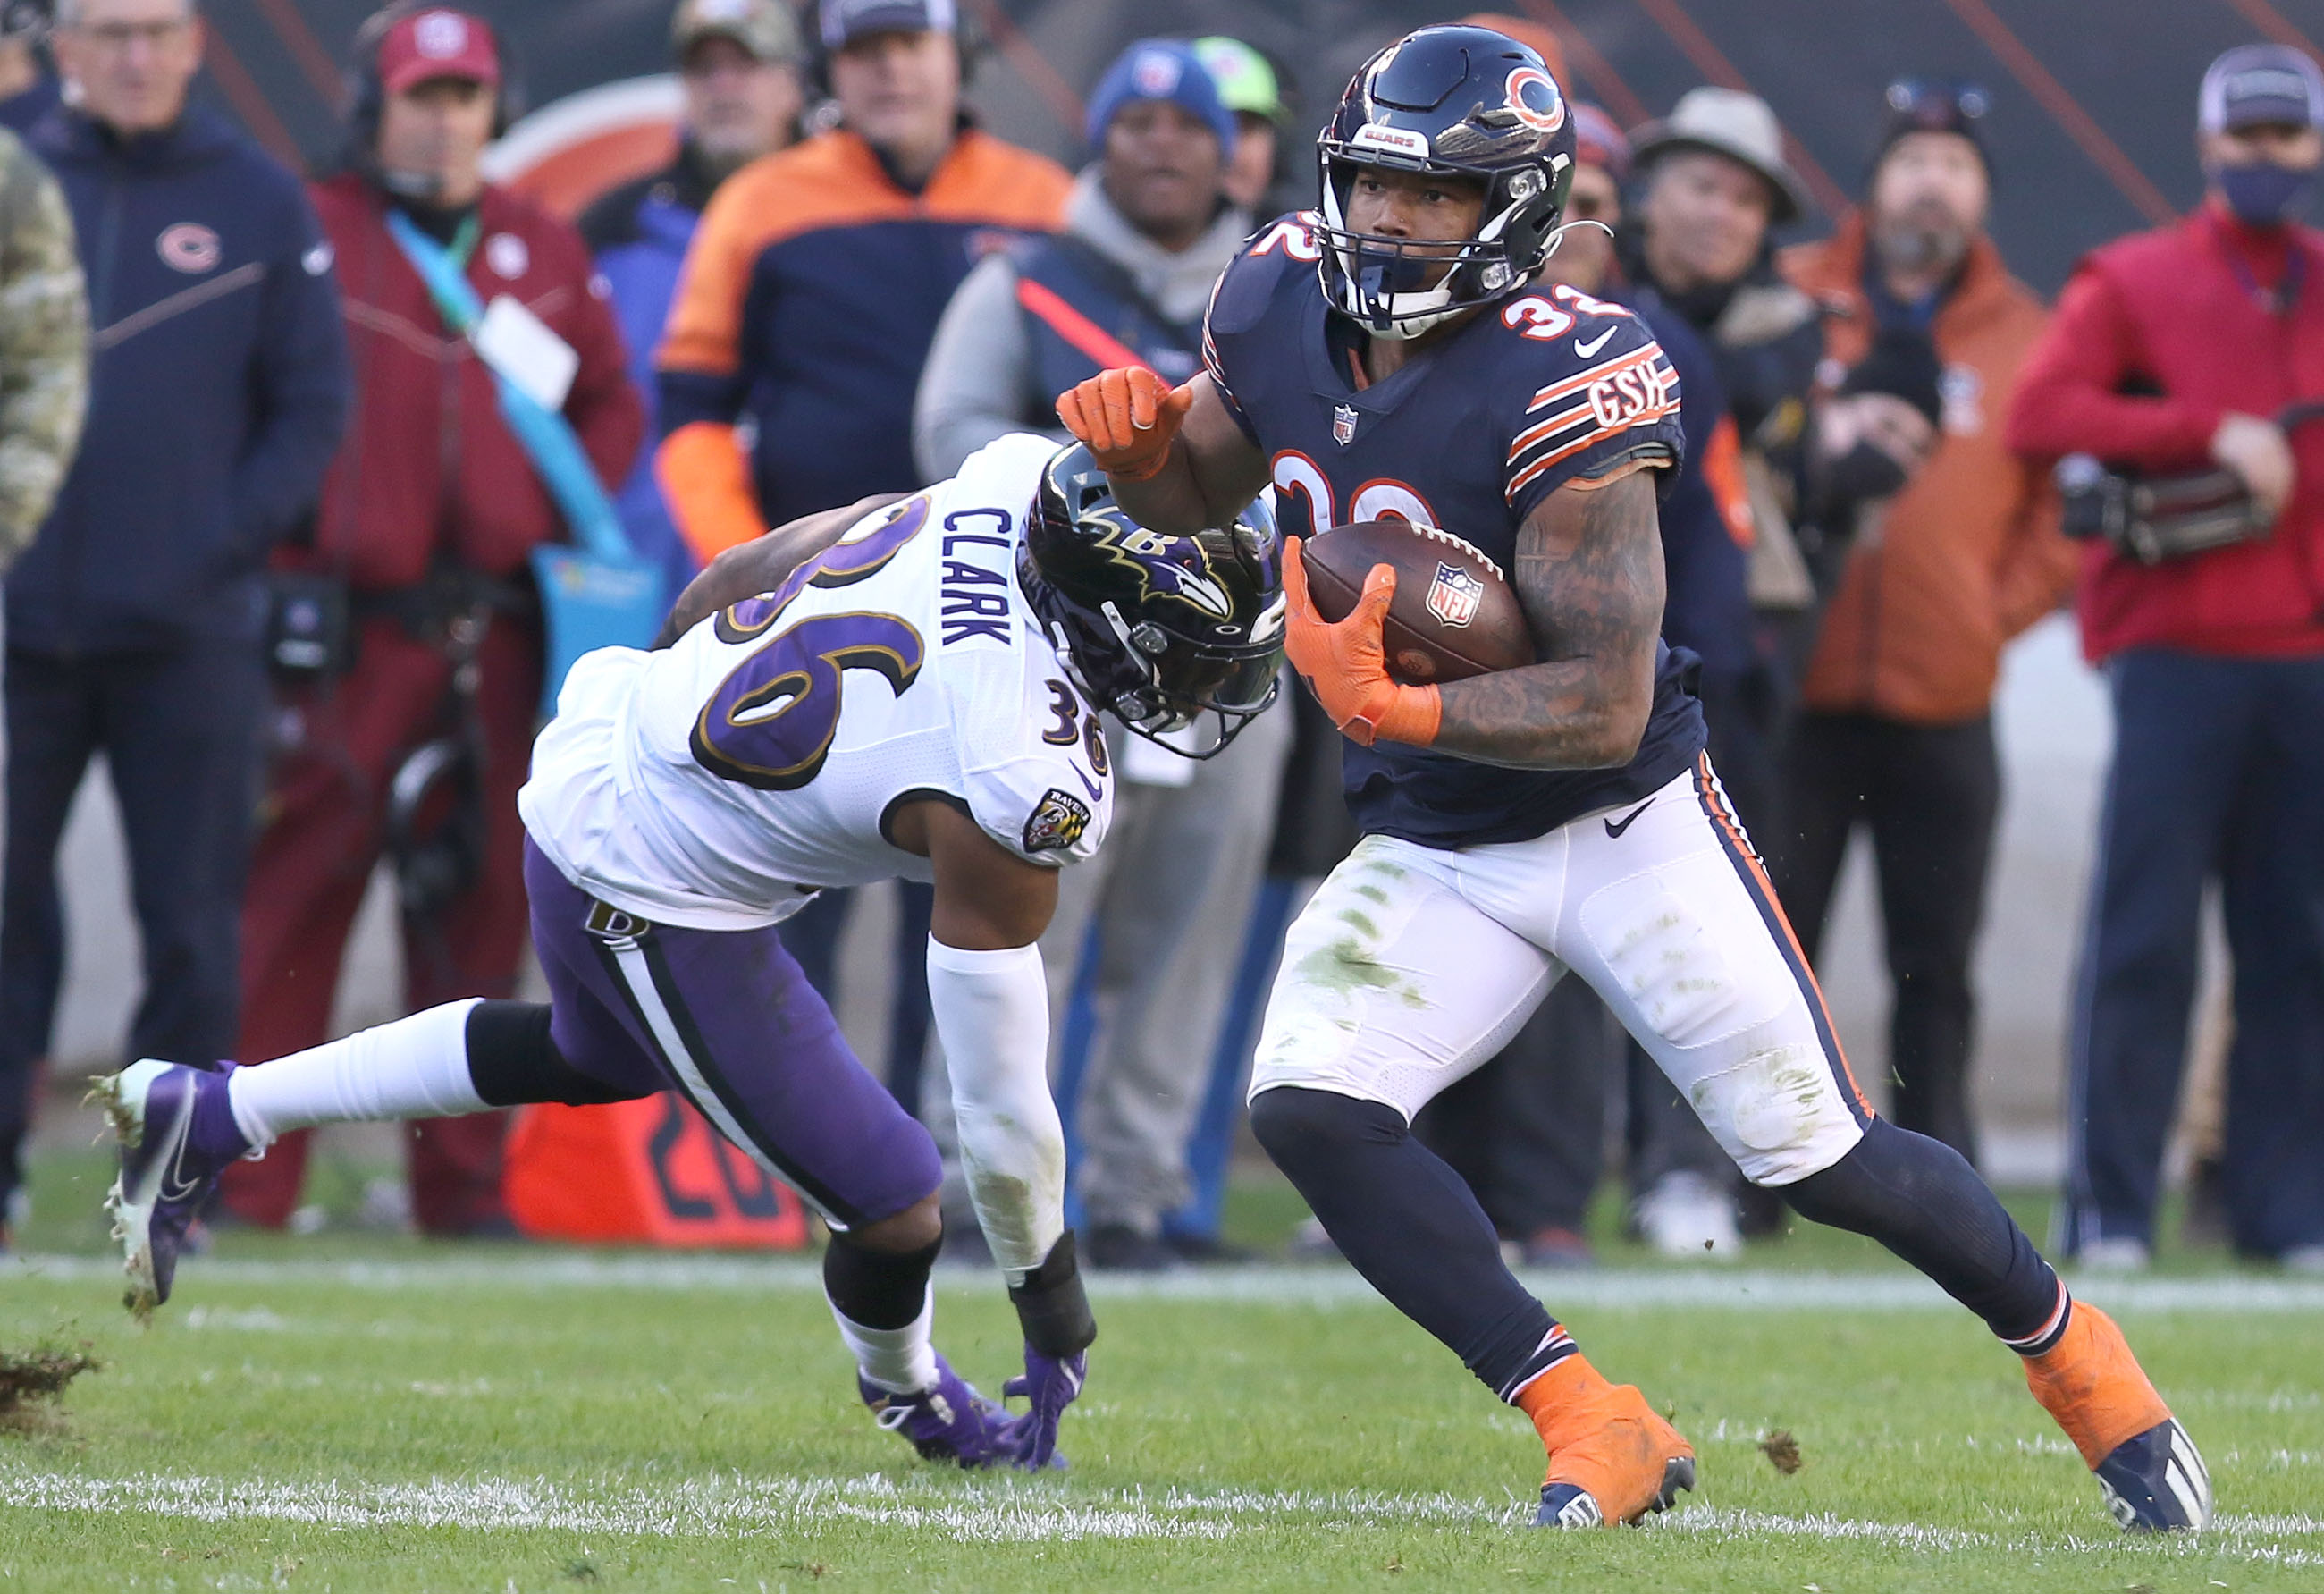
[214,4,642,1238]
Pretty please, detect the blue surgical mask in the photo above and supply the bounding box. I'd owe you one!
[2212,157,2318,226]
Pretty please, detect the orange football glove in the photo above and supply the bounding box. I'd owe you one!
[1054,367,1194,481]
[1282,537,1442,748]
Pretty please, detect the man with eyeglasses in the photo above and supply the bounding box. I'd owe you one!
[2010,46,2324,1274]
[582,0,804,604]
[1772,82,2072,1173]
[0,0,348,1247]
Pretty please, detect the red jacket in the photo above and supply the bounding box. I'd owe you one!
[304,173,643,591]
[2007,204,2324,662]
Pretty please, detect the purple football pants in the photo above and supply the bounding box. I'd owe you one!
[523,839,940,1229]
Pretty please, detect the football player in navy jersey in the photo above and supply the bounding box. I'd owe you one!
[1057,24,2210,1535]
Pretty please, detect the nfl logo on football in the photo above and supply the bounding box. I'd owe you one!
[1425,561,1484,628]
[1333,403,1359,446]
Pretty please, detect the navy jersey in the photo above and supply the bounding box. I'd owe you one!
[1204,213,1709,848]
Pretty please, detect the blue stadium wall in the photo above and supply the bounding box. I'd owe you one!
[206,0,2324,293]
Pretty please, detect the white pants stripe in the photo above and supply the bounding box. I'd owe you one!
[600,933,846,1226]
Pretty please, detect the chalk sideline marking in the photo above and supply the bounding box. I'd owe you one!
[3,1470,2320,1562]
[14,1252,2324,1314]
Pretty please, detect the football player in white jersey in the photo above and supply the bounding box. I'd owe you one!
[93,434,1284,1471]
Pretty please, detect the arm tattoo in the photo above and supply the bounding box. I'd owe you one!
[650,493,908,648]
[1429,466,1666,770]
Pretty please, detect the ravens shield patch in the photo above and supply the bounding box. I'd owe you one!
[1022,789,1092,855]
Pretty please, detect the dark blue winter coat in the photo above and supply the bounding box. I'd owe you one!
[6,105,349,654]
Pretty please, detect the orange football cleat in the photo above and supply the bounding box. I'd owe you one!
[1516,1354,1697,1528]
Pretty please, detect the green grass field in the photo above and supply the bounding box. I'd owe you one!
[4,1143,2321,1591]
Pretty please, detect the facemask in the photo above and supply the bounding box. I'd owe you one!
[2212,158,2317,226]
[1826,440,1912,504]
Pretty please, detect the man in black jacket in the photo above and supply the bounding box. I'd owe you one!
[0,0,349,1227]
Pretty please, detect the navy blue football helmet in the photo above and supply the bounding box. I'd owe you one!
[1022,443,1284,758]
[1317,24,1579,338]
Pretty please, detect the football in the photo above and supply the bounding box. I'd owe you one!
[1298,519,1535,685]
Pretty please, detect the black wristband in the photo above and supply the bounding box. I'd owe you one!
[1007,1231,1097,1357]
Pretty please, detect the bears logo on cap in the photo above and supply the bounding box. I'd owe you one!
[1131,48,1182,98]
[156,223,222,274]
[414,10,469,58]
[1504,65,1567,135]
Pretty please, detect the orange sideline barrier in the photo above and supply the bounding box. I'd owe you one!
[503,1093,810,1249]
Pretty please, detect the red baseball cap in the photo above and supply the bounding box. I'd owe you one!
[377,8,501,97]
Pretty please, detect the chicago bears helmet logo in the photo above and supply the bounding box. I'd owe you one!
[1504,66,1567,135]
[1425,562,1485,628]
[156,223,222,274]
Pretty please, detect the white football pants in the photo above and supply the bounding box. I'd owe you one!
[1249,755,1872,1186]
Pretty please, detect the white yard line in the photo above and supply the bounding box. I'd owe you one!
[2,1469,2318,1562]
[14,1252,2324,1313]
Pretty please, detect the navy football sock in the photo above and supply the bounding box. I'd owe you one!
[1250,1087,1576,1401]
[1781,1117,2070,1354]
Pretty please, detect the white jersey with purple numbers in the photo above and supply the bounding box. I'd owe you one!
[519,434,1114,932]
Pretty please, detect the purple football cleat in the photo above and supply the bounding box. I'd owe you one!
[94,1060,248,1318]
[858,1354,1022,1468]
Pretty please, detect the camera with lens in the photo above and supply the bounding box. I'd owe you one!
[2053,453,2271,566]
[2055,400,2320,566]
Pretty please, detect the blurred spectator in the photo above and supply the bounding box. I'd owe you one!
[1629,87,1823,705]
[1191,36,1285,212]
[580,0,802,603]
[1,0,346,1247]
[1772,84,2073,1168]
[0,1,58,132]
[914,37,1244,475]
[0,117,85,1250]
[217,5,640,1236]
[1603,86,1825,1246]
[654,0,1067,1084]
[1416,104,1759,1264]
[914,37,1285,1269]
[656,0,1069,553]
[2008,44,2324,1270]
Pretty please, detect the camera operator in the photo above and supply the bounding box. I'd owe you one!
[2008,45,2324,1271]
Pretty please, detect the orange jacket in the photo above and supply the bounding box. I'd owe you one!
[655,128,1069,561]
[1781,215,2075,724]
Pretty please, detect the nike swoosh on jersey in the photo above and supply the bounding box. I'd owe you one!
[1574,326,1620,358]
[1071,763,1102,800]
[1604,798,1654,839]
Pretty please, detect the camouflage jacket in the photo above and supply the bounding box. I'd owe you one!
[0,124,87,575]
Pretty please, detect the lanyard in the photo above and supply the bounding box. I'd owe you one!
[2225,239,2303,317]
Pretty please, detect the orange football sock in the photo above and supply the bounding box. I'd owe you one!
[2022,1303,2173,1469]
[1513,1354,1694,1523]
